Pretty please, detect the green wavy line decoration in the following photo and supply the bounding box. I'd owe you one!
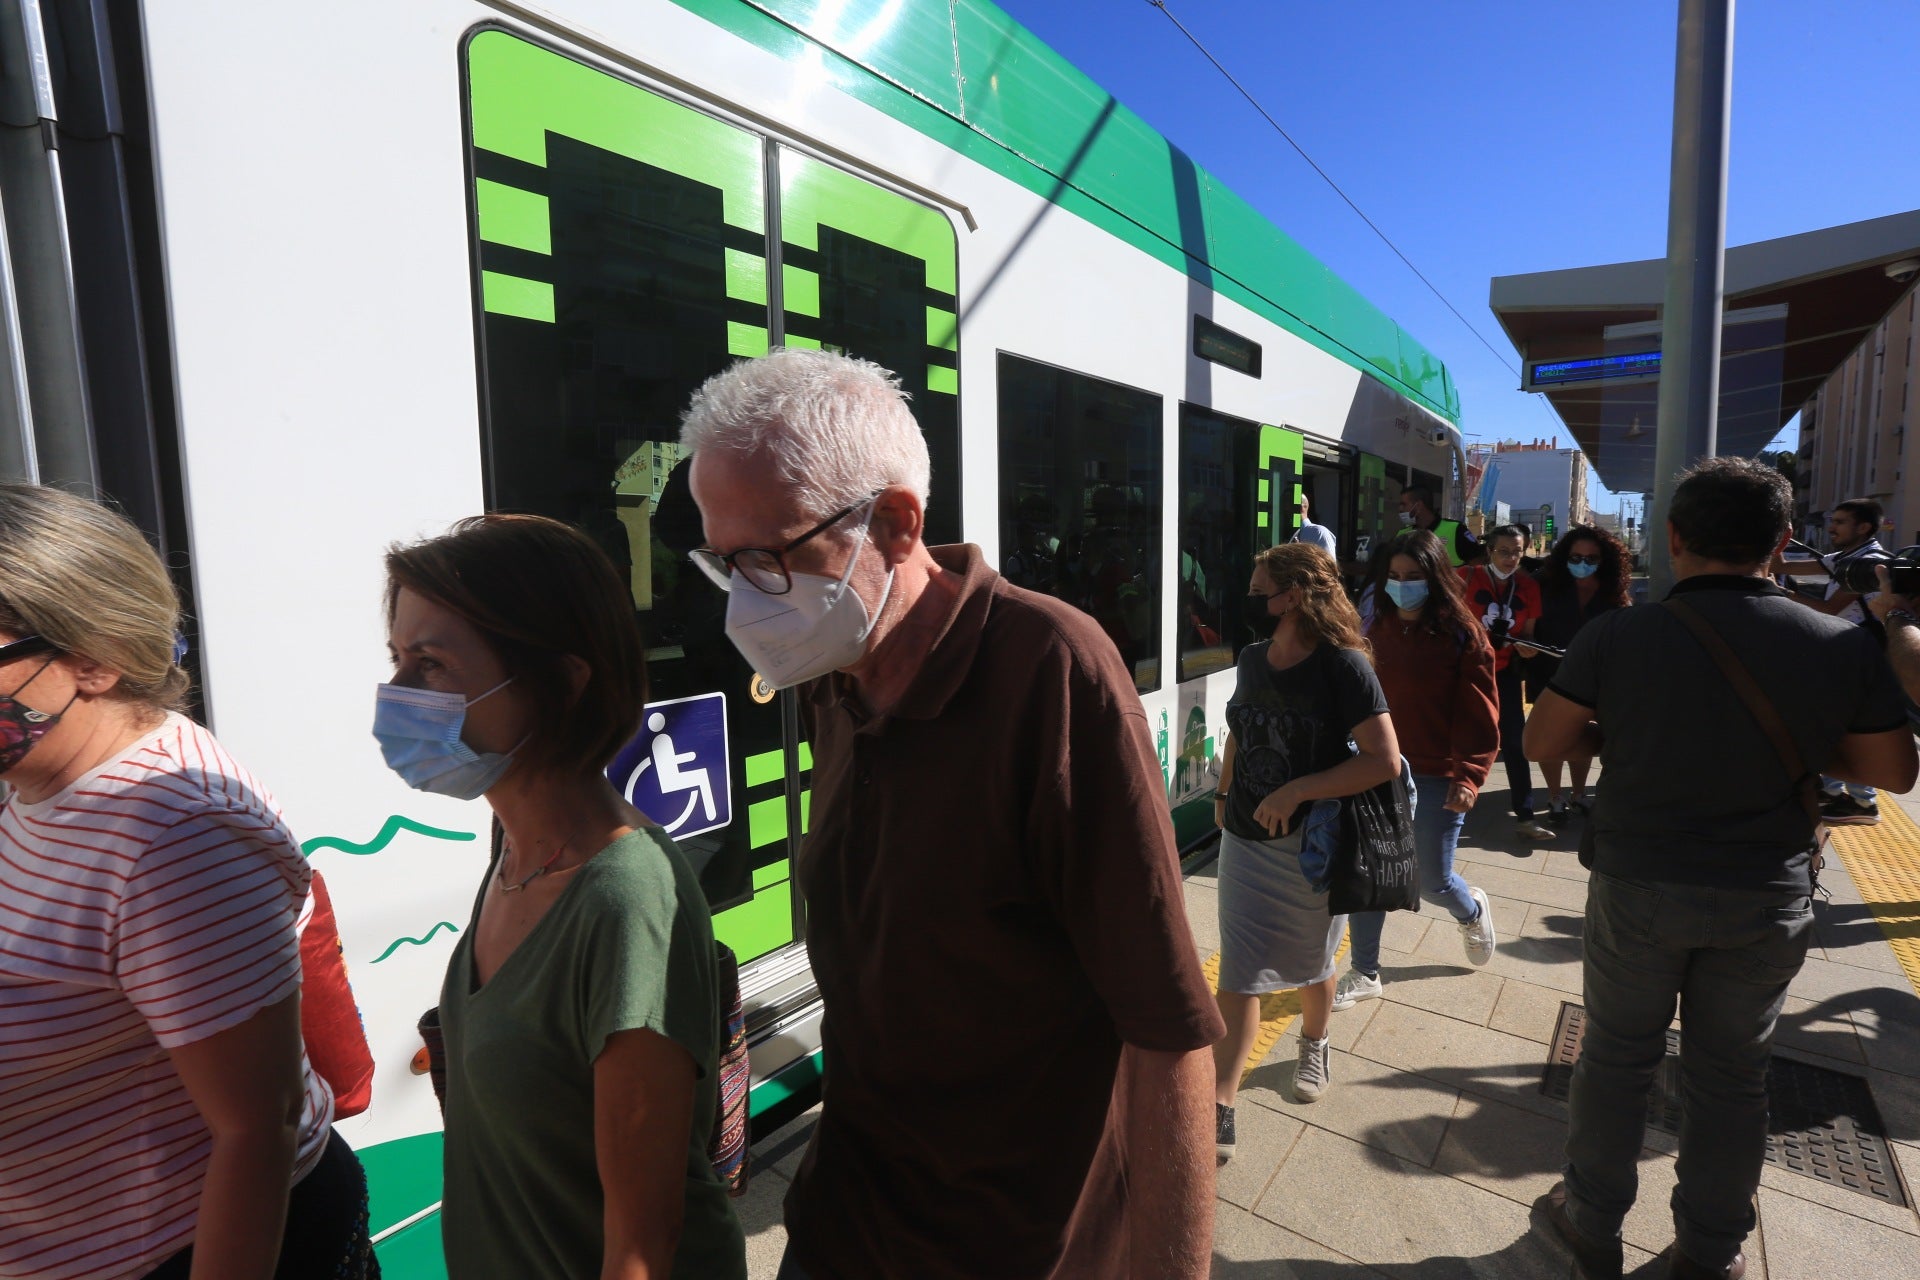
[300,815,477,857]
[372,922,460,963]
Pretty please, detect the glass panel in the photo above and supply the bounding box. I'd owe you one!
[777,149,961,546]
[464,31,794,962]
[998,354,1163,692]
[1178,404,1257,682]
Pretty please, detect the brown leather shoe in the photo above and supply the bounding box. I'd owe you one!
[1666,1246,1745,1279]
[1535,1182,1623,1280]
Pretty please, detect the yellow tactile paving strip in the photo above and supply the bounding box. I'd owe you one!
[1201,937,1350,1081]
[1826,801,1920,1000]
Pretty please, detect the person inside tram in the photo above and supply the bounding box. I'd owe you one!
[1397,482,1486,567]
[1292,489,1338,559]
[680,348,1222,1280]
[1214,542,1398,1126]
[380,514,746,1280]
[0,483,377,1280]
[1527,524,1632,823]
[1459,523,1554,841]
[1336,530,1501,1015]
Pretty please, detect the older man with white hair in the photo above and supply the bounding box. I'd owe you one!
[681,348,1223,1280]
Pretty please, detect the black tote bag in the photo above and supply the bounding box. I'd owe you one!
[1327,757,1421,914]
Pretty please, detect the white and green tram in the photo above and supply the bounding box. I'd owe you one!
[0,0,1465,1269]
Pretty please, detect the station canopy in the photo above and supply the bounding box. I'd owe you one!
[1489,210,1920,494]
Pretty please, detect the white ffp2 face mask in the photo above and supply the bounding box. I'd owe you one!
[723,504,896,690]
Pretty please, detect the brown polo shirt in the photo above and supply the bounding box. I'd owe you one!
[783,544,1224,1279]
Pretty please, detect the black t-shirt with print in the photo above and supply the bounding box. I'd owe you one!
[1224,642,1388,840]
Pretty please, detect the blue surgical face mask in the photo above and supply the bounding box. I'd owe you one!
[373,677,517,800]
[1385,579,1430,611]
[1568,560,1599,580]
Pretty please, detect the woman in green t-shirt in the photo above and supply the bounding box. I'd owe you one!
[375,514,747,1280]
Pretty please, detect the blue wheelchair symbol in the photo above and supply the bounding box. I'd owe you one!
[609,692,731,840]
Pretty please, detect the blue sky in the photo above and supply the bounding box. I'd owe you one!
[1000,0,1920,509]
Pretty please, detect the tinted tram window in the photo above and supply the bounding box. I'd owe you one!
[464,31,785,962]
[997,354,1162,693]
[1177,405,1259,682]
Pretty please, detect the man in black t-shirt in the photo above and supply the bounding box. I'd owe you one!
[1524,458,1915,1280]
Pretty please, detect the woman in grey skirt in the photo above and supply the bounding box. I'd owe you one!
[1212,543,1399,1155]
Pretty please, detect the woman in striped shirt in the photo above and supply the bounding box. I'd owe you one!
[0,483,376,1280]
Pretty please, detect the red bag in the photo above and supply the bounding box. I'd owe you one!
[299,871,376,1117]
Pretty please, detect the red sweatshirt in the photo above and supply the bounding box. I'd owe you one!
[1367,616,1501,791]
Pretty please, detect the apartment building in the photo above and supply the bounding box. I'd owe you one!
[1799,283,1919,547]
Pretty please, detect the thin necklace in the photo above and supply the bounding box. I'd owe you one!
[497,839,567,894]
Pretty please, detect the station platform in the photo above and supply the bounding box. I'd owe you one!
[738,770,1920,1278]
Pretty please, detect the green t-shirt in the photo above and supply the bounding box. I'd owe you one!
[438,828,746,1280]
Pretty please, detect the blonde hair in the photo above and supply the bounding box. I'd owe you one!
[1254,542,1371,659]
[0,483,190,711]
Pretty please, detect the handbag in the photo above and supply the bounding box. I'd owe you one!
[1327,756,1421,914]
[1658,599,1829,879]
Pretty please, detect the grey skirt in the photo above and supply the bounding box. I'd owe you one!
[1217,826,1347,994]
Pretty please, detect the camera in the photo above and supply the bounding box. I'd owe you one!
[1836,546,1920,595]
[1486,616,1513,647]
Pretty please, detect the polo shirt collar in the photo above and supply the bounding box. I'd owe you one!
[1666,573,1787,599]
[811,544,995,726]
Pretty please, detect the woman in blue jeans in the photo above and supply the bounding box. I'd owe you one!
[1339,530,1502,1009]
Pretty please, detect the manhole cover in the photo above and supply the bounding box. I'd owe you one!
[1542,1003,1909,1207]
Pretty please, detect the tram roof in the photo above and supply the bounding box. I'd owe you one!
[681,0,1459,422]
[1489,209,1920,494]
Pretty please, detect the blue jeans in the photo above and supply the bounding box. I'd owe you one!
[1563,873,1814,1269]
[1347,773,1478,976]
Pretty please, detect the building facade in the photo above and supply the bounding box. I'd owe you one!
[1467,439,1593,540]
[1799,283,1919,547]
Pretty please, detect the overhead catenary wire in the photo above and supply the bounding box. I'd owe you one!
[1145,0,1534,393]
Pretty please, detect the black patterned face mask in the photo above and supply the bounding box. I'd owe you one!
[0,648,71,775]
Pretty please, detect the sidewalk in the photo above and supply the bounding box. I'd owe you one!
[737,773,1920,1277]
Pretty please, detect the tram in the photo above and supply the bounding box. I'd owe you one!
[0,0,1465,1269]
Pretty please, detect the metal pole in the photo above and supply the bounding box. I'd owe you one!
[1645,0,1734,598]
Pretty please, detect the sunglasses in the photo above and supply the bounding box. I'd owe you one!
[0,635,54,664]
[1566,554,1602,567]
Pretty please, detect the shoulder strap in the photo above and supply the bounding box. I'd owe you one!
[1663,598,1824,832]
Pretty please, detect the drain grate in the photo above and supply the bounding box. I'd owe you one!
[1542,1003,1910,1207]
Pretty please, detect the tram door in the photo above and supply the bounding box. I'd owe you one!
[1255,423,1305,548]
[460,32,960,1024]
[1355,452,1389,564]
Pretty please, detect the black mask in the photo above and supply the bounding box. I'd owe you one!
[0,658,68,775]
[1244,594,1280,637]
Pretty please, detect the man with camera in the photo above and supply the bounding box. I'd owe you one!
[1778,499,1888,824]
[1867,563,1920,706]
[1525,457,1916,1280]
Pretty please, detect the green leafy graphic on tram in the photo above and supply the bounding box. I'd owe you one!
[299,815,477,858]
[372,922,461,964]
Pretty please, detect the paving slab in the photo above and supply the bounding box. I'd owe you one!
[1243,1042,1460,1167]
[1187,877,1221,958]
[1370,952,1506,1028]
[1216,1099,1306,1211]
[1755,1183,1917,1279]
[1211,1204,1387,1277]
[1488,977,1573,1045]
[1351,1001,1572,1125]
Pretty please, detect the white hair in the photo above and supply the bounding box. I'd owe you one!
[678,348,932,524]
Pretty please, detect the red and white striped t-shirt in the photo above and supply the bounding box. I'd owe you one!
[0,713,335,1280]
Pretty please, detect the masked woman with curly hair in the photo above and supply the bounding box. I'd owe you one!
[1333,530,1501,1017]
[1529,525,1633,822]
[1211,543,1398,1152]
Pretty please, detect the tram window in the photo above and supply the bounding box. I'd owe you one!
[998,354,1163,693]
[1177,404,1259,683]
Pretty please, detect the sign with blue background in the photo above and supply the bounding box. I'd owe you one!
[608,691,731,841]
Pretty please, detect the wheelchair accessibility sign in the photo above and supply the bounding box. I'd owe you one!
[610,692,730,840]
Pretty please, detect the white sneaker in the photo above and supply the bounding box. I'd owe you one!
[1332,968,1383,1011]
[1294,1034,1331,1103]
[1515,818,1555,841]
[1460,887,1497,966]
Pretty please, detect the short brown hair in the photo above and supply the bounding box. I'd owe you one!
[385,514,646,777]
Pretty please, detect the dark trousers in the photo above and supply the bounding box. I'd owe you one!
[143,1130,380,1279]
[1496,661,1533,818]
[774,1248,811,1280]
[1563,872,1813,1268]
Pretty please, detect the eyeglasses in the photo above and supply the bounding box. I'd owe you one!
[0,635,53,664]
[1567,554,1602,566]
[689,496,878,596]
